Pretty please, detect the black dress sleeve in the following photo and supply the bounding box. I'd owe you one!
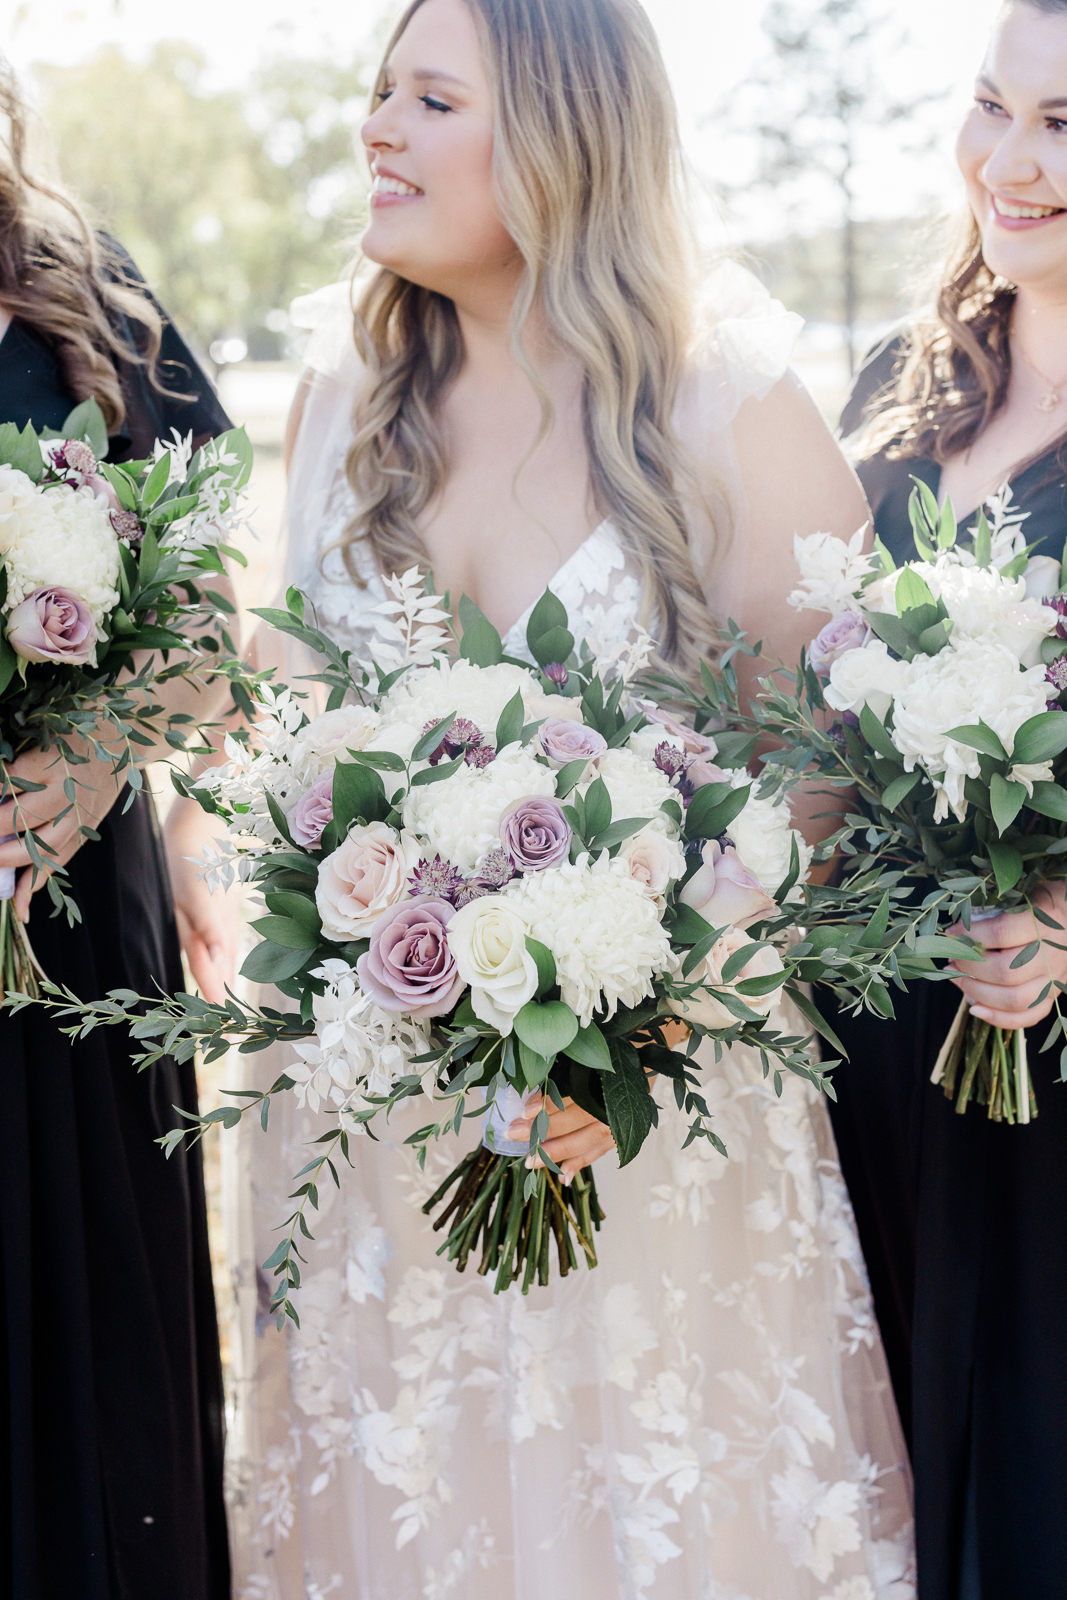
[839,331,905,439]
[98,237,233,462]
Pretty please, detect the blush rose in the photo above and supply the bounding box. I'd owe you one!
[6,586,96,665]
[315,821,420,940]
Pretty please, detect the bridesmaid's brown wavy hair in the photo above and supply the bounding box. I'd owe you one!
[0,60,164,435]
[860,0,1067,468]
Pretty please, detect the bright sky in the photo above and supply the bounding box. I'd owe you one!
[5,0,1002,236]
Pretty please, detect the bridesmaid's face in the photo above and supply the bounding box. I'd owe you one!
[958,3,1067,296]
[360,0,519,303]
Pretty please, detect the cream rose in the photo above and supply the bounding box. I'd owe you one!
[824,640,908,722]
[618,830,685,905]
[447,894,538,1034]
[291,705,382,784]
[670,926,785,1030]
[316,822,420,941]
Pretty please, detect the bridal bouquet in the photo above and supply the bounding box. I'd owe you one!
[0,397,253,995]
[758,482,1067,1123]
[23,575,883,1325]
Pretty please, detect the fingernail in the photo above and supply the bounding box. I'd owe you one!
[524,1154,535,1169]
[971,1007,991,1022]
[506,1122,527,1139]
[209,945,222,963]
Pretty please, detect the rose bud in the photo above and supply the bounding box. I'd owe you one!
[679,840,776,930]
[289,772,334,849]
[537,717,608,771]
[808,612,873,676]
[6,586,96,665]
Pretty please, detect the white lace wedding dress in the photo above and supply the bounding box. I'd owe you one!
[223,269,915,1600]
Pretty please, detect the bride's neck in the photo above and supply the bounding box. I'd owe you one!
[452,290,580,403]
[1012,285,1067,373]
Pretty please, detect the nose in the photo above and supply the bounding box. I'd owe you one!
[361,94,404,160]
[980,117,1043,194]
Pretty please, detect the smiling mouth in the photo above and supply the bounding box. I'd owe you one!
[992,194,1066,221]
[372,174,424,198]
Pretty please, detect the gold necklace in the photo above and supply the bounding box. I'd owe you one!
[1013,339,1067,413]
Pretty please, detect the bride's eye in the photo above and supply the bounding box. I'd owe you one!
[976,96,1008,118]
[376,89,393,103]
[1047,116,1067,134]
[420,95,453,113]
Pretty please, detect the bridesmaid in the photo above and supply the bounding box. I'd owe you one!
[0,63,235,1598]
[825,4,1067,1598]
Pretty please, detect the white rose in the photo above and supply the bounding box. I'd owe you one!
[1023,555,1062,602]
[670,927,785,1030]
[618,830,686,904]
[316,822,420,940]
[825,640,909,722]
[447,895,538,1035]
[291,705,382,783]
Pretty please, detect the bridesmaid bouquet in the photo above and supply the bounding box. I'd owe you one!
[759,482,1067,1123]
[0,398,253,996]
[21,574,900,1325]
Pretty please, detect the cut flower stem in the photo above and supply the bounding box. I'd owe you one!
[423,1145,604,1293]
[934,996,1036,1123]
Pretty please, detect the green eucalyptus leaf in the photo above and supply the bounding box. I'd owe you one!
[563,1020,614,1074]
[602,1038,655,1167]
[990,772,1027,836]
[513,999,579,1059]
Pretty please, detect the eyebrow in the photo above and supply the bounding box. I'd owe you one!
[384,65,474,90]
[977,73,1067,110]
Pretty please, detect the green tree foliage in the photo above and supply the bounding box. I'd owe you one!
[33,41,370,353]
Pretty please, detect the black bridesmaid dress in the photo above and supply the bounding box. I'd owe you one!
[824,336,1067,1600]
[0,256,232,1598]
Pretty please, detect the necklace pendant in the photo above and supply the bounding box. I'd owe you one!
[1038,389,1061,413]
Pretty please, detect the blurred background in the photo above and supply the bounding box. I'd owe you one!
[2,0,1001,1380]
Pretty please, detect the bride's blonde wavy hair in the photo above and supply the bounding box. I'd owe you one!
[343,0,721,671]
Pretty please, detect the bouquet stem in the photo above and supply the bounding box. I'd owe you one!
[0,895,44,1002]
[933,996,1036,1123]
[422,1146,604,1294]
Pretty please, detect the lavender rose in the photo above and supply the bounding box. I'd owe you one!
[538,717,608,770]
[808,611,872,676]
[499,796,572,872]
[6,586,95,665]
[679,840,776,930]
[289,772,334,849]
[356,898,465,1019]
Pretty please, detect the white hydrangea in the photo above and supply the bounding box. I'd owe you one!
[288,960,429,1114]
[587,747,680,838]
[507,852,674,1027]
[728,786,813,895]
[381,658,539,747]
[872,555,1057,667]
[891,638,1053,822]
[0,466,120,628]
[787,525,877,617]
[403,744,556,872]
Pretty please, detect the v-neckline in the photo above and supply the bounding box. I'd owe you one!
[497,519,616,652]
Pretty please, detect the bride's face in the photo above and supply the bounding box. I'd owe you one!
[957,2,1067,297]
[360,0,519,301]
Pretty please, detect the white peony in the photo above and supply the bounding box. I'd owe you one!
[0,466,120,630]
[728,789,813,895]
[891,638,1053,822]
[507,852,673,1026]
[874,556,1057,667]
[787,525,877,617]
[824,640,909,722]
[587,747,681,838]
[403,745,556,873]
[290,705,382,784]
[447,895,538,1034]
[381,658,539,747]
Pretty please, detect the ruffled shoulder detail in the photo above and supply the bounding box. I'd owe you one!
[289,280,359,379]
[676,260,803,439]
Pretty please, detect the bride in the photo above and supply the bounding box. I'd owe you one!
[226,0,914,1594]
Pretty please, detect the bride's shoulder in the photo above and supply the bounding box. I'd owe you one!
[675,259,803,442]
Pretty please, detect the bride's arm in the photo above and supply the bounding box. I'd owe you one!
[731,371,871,870]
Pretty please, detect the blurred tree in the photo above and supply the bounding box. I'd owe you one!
[32,41,370,360]
[717,0,945,371]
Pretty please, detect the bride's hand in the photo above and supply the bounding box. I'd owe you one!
[0,741,124,920]
[507,1093,616,1181]
[163,796,241,1005]
[947,879,1067,1030]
